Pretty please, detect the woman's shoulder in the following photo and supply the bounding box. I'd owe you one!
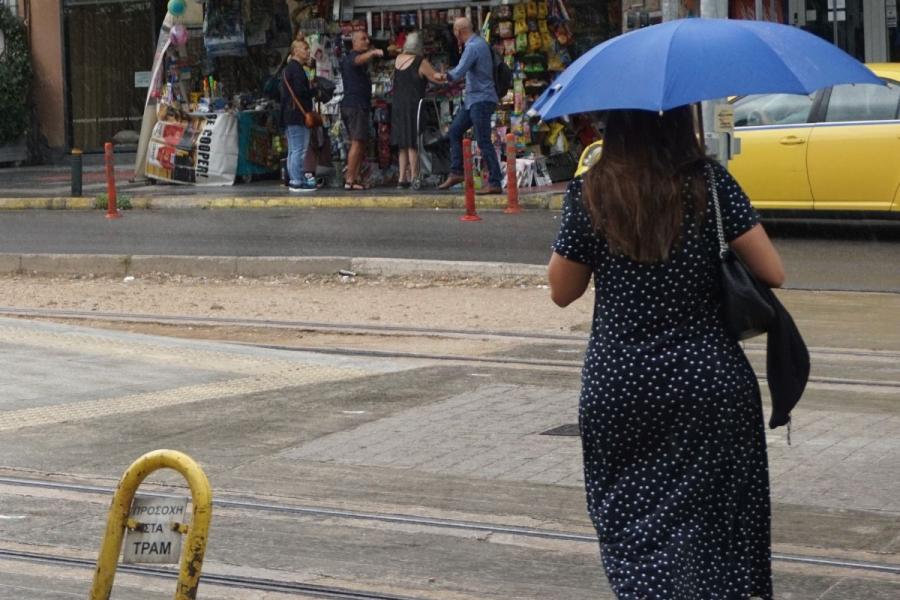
[566,176,585,197]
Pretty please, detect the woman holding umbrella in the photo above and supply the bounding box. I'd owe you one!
[548,106,784,600]
[540,17,879,598]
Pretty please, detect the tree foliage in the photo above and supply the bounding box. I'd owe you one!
[0,6,32,145]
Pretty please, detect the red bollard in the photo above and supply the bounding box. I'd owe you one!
[104,142,122,219]
[460,138,481,222]
[504,133,522,214]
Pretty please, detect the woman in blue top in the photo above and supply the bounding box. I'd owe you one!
[548,106,785,600]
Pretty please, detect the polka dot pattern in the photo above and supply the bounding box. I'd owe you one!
[552,162,772,600]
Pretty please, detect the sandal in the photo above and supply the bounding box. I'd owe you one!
[344,180,366,191]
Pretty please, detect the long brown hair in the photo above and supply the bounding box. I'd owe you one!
[583,106,708,262]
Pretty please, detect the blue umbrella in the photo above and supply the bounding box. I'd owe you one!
[533,18,884,120]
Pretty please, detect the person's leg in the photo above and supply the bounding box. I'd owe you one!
[408,147,419,180]
[470,102,503,188]
[296,126,311,185]
[343,108,363,186]
[347,140,363,184]
[448,106,473,177]
[286,125,304,187]
[398,147,409,183]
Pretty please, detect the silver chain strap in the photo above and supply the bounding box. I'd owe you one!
[705,163,727,258]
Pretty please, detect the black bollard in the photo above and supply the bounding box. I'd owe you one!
[71,149,83,197]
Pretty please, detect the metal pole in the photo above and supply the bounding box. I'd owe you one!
[71,149,83,197]
[832,0,839,48]
[662,0,680,22]
[504,134,521,214]
[104,143,123,219]
[460,139,481,221]
[700,0,731,168]
[89,450,212,600]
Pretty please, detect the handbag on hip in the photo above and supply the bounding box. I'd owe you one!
[706,163,775,340]
[283,70,322,129]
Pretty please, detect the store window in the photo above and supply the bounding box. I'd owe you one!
[825,81,900,122]
[733,93,816,127]
[64,0,157,151]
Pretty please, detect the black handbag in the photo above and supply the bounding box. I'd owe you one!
[707,163,775,340]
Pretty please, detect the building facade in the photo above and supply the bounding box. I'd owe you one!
[16,0,900,154]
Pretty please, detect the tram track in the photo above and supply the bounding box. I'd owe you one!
[2,475,899,578]
[0,307,897,392]
[0,548,424,599]
[1,306,899,360]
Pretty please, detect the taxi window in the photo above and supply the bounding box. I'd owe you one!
[825,81,900,122]
[733,93,815,127]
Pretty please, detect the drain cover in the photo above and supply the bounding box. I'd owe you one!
[541,424,580,436]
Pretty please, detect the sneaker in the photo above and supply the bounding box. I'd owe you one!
[289,182,315,193]
[304,173,317,189]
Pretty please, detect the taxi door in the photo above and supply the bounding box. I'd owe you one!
[806,82,900,211]
[728,93,818,210]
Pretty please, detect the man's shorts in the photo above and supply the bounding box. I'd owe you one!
[341,106,370,141]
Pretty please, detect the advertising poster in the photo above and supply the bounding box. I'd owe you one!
[145,105,239,185]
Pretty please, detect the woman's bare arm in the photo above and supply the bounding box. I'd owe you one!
[548,252,592,307]
[729,223,785,288]
[419,59,444,84]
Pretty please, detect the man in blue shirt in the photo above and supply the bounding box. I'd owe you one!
[435,18,503,195]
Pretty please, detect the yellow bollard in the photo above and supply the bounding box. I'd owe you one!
[89,450,212,600]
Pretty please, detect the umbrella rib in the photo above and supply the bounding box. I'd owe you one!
[745,27,808,93]
[657,21,684,111]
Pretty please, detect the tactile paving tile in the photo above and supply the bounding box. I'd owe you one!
[0,364,371,432]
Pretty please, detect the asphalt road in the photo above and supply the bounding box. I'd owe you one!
[0,208,896,292]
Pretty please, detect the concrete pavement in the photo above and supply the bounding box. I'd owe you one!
[0,282,898,598]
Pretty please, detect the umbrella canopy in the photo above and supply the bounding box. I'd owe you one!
[533,18,884,120]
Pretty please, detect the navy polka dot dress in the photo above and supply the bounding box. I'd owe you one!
[553,162,773,600]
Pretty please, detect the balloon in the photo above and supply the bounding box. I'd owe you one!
[169,24,190,47]
[167,0,186,16]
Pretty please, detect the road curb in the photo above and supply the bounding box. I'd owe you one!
[0,192,565,211]
[0,253,546,279]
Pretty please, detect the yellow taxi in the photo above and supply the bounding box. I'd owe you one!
[574,63,900,213]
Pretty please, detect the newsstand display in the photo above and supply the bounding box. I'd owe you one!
[343,0,613,189]
[134,0,618,188]
[135,0,344,186]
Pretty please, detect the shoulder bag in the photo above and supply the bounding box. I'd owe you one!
[707,163,775,340]
[283,70,322,129]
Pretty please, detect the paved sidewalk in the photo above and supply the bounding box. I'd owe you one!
[0,152,567,210]
[0,301,898,598]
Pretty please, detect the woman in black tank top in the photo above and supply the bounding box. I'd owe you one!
[391,32,444,188]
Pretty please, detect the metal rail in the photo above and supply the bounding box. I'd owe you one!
[0,308,897,390]
[0,548,424,599]
[0,306,898,361]
[2,475,899,576]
